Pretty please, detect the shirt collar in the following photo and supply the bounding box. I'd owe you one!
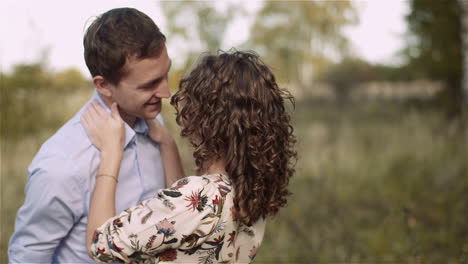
[93,90,148,149]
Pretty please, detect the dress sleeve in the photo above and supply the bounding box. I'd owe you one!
[89,176,224,263]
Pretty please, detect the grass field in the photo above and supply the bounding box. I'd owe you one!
[1,89,467,263]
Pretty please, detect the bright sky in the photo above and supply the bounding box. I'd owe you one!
[345,0,408,65]
[0,0,408,77]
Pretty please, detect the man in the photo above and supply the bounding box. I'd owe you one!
[8,8,171,263]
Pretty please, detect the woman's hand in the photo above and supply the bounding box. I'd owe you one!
[146,118,185,187]
[81,101,125,154]
[146,118,172,145]
[83,101,124,253]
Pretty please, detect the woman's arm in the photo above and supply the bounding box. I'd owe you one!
[146,119,185,187]
[88,175,225,263]
[81,102,125,253]
[86,150,122,252]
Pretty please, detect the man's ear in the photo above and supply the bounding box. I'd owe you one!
[93,75,113,97]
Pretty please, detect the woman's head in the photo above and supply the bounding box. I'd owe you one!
[171,51,296,225]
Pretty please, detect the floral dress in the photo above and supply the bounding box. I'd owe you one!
[90,174,266,264]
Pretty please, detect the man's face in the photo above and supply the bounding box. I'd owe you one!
[110,46,171,122]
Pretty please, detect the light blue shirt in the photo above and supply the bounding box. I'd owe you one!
[8,91,166,263]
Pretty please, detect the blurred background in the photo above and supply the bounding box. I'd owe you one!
[1,0,468,263]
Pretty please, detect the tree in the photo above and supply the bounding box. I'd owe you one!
[461,0,468,105]
[318,57,411,104]
[1,63,51,138]
[1,63,89,139]
[249,1,357,94]
[405,0,464,117]
[160,0,247,91]
[318,57,372,104]
[52,68,89,91]
[161,1,244,66]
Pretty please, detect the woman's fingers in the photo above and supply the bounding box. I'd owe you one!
[82,106,93,125]
[83,100,123,130]
[110,102,121,121]
[87,101,117,124]
[80,100,125,152]
[89,101,104,119]
[145,118,161,128]
[87,101,100,119]
[94,101,109,118]
[81,108,98,143]
[144,119,152,127]
[80,113,90,131]
[82,102,105,136]
[90,100,121,122]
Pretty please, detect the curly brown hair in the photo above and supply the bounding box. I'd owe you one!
[171,51,297,225]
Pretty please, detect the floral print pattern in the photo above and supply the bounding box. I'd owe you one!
[90,174,266,263]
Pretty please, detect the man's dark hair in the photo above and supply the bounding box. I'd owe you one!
[84,8,166,85]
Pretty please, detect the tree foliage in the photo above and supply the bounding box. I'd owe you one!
[1,63,89,139]
[404,0,464,117]
[161,1,244,63]
[461,0,468,104]
[52,68,88,91]
[319,58,413,88]
[249,1,357,90]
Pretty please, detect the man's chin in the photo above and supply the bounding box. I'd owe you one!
[142,111,160,120]
[142,104,162,119]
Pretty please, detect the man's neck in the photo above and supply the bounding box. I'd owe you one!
[99,95,137,128]
[119,111,137,128]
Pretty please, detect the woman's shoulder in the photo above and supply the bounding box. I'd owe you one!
[169,174,232,194]
[148,174,233,211]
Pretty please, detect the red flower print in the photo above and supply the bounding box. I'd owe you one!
[212,195,219,205]
[185,190,208,212]
[170,178,189,190]
[112,218,123,228]
[218,185,230,197]
[227,231,236,247]
[159,248,177,261]
[214,234,225,244]
[97,247,106,254]
[92,230,100,243]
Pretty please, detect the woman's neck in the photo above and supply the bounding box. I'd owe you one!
[203,159,228,176]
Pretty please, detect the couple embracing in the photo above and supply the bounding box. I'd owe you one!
[9,7,296,264]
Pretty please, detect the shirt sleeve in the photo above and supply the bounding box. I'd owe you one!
[89,176,225,263]
[8,156,83,263]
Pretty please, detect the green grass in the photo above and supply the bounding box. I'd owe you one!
[255,102,468,263]
[1,90,467,263]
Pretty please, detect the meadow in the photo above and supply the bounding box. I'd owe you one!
[1,88,467,263]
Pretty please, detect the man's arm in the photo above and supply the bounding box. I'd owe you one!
[8,156,83,263]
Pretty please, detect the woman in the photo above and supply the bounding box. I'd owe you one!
[82,51,296,263]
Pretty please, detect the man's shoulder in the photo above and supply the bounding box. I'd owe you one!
[29,109,95,179]
[39,114,89,155]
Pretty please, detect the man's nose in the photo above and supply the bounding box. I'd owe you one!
[155,80,171,98]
